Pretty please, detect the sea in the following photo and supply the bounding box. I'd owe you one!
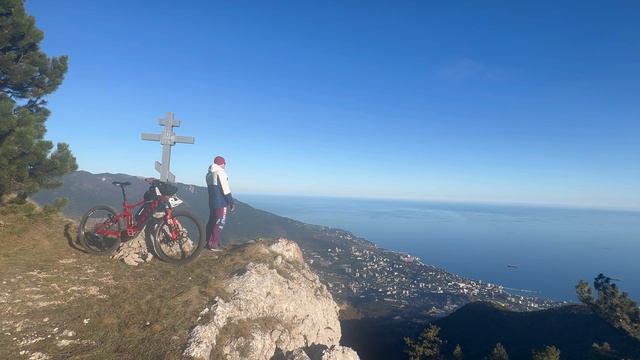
[239,194,640,302]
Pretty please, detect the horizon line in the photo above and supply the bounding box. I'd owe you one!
[236,191,640,213]
[75,169,640,213]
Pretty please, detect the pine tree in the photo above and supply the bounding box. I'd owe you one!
[487,342,509,360]
[404,324,444,360]
[576,279,594,305]
[576,274,640,340]
[589,342,618,360]
[531,345,560,360]
[452,344,463,360]
[0,0,76,204]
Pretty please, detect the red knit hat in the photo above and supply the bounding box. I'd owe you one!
[214,156,226,165]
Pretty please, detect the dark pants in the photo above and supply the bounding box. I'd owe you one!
[206,207,227,248]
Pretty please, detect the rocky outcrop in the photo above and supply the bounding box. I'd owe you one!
[282,345,360,360]
[110,230,154,266]
[110,222,193,266]
[183,238,359,360]
[317,346,360,360]
[95,228,357,359]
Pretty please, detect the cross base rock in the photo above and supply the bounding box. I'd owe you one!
[111,226,156,266]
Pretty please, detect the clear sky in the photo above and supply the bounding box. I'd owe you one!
[27,1,640,210]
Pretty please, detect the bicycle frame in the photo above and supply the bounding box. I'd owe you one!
[94,184,178,241]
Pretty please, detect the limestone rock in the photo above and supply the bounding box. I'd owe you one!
[282,345,359,360]
[321,346,360,360]
[269,237,304,264]
[111,226,155,265]
[221,325,276,360]
[183,239,359,360]
[285,348,311,360]
[110,222,192,265]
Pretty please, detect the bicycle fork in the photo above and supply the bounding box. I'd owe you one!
[163,209,182,241]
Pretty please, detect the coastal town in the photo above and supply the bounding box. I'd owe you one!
[301,227,562,316]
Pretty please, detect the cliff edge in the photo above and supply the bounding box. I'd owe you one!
[184,238,359,360]
[0,205,359,360]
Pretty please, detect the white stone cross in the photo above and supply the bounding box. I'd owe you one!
[141,112,195,183]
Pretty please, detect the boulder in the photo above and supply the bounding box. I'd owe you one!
[111,226,155,265]
[183,239,359,360]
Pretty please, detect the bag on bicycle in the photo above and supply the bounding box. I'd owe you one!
[137,188,158,221]
[143,182,176,199]
[157,182,178,196]
[144,188,158,201]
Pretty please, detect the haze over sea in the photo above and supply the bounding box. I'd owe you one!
[240,194,640,302]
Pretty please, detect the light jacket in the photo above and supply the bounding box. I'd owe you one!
[206,163,234,209]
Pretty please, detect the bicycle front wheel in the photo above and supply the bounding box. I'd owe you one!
[78,205,122,255]
[153,211,204,265]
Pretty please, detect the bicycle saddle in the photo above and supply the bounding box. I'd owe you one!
[112,181,131,187]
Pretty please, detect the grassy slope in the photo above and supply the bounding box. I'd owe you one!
[0,204,279,360]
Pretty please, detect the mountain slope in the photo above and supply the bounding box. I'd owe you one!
[30,170,373,252]
[341,302,640,360]
[434,301,640,360]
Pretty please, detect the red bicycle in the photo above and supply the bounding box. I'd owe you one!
[78,178,204,265]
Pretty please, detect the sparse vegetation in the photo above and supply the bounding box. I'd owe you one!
[405,324,444,360]
[576,274,640,340]
[589,342,615,360]
[487,342,509,360]
[452,344,463,360]
[531,345,560,360]
[402,299,640,360]
[42,197,68,215]
[209,317,284,359]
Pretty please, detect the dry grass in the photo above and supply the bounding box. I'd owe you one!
[0,204,272,360]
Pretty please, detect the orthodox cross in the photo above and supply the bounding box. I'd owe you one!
[141,112,195,183]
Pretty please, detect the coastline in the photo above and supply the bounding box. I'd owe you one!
[238,193,640,302]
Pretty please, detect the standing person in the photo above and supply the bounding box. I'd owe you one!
[205,156,235,251]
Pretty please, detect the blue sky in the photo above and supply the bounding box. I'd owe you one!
[27,1,640,209]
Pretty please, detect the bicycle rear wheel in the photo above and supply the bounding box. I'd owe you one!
[78,205,122,255]
[153,211,204,265]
